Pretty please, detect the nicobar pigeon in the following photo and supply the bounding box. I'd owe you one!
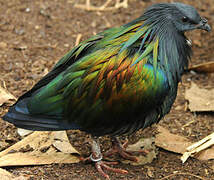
[3,2,211,179]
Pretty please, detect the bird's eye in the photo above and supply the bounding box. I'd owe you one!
[182,16,188,22]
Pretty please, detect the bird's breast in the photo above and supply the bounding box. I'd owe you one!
[65,62,170,136]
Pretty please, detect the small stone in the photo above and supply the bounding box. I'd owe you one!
[35,25,40,30]
[14,28,25,35]
[64,43,69,47]
[25,8,30,12]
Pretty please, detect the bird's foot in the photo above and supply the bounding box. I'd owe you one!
[95,160,128,180]
[181,132,214,163]
[81,153,128,179]
[80,136,128,179]
[104,137,147,162]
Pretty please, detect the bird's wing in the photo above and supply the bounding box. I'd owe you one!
[18,33,104,101]
[4,22,170,135]
[26,35,169,134]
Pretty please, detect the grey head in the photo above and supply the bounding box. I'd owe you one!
[172,2,211,32]
[143,2,211,33]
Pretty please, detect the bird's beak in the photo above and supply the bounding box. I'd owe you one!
[197,18,211,32]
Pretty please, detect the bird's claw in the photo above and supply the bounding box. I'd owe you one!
[80,155,128,179]
[95,160,128,180]
[103,138,141,162]
[104,147,139,162]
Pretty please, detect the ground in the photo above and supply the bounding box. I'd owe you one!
[0,0,214,179]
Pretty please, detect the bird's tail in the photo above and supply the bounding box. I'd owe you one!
[2,98,79,131]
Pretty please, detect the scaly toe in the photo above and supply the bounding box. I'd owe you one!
[95,160,128,179]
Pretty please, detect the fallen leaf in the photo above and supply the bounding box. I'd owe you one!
[182,132,214,162]
[53,131,79,154]
[120,137,158,165]
[0,86,16,106]
[17,128,33,137]
[189,61,214,73]
[0,131,80,167]
[195,146,214,160]
[185,83,214,112]
[155,126,214,161]
[155,126,191,154]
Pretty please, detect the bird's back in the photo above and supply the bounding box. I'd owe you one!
[3,12,187,137]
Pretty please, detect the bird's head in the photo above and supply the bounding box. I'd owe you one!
[171,2,211,32]
[143,2,211,33]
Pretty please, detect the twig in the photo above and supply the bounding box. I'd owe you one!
[159,172,207,180]
[182,119,195,128]
[181,132,214,163]
[74,0,128,11]
[102,16,111,28]
[75,34,82,46]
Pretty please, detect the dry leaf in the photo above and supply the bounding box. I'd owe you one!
[185,83,214,112]
[0,86,16,106]
[189,61,214,73]
[0,131,80,167]
[120,137,158,165]
[182,132,214,162]
[155,126,191,154]
[17,128,33,137]
[155,126,214,161]
[53,131,79,154]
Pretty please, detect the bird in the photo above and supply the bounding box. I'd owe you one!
[2,2,211,179]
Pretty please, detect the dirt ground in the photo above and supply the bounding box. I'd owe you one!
[0,0,214,179]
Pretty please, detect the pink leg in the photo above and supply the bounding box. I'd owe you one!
[104,137,148,162]
[80,136,128,179]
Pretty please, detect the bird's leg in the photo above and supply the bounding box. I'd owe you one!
[181,132,214,163]
[104,137,145,162]
[81,136,128,179]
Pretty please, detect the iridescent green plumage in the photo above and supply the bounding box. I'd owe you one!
[3,2,211,178]
[4,2,210,137]
[14,21,169,136]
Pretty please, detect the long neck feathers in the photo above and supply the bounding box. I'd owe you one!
[120,4,192,86]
